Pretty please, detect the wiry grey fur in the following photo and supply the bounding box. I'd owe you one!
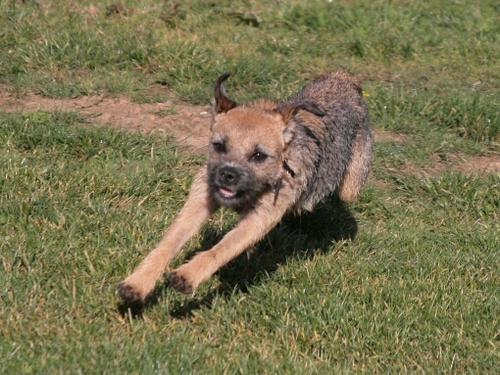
[280,72,373,211]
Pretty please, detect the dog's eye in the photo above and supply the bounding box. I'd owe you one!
[211,142,226,154]
[250,151,268,163]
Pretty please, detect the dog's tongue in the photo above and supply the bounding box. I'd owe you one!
[219,187,236,198]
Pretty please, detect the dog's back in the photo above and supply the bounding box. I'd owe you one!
[280,71,373,211]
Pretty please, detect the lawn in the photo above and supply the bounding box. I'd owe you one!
[1,0,499,373]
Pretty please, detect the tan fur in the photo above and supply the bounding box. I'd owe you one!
[337,129,373,202]
[118,171,216,300]
[118,70,372,302]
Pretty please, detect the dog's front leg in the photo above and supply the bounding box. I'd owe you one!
[118,170,218,302]
[169,194,290,294]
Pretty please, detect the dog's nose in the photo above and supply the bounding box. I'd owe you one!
[218,166,240,185]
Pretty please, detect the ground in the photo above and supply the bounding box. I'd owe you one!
[1,90,499,175]
[0,90,213,153]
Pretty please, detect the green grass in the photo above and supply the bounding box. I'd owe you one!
[1,0,500,373]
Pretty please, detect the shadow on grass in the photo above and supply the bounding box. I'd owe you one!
[118,195,358,320]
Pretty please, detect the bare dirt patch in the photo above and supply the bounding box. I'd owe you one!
[1,92,499,175]
[439,153,500,175]
[372,129,408,144]
[371,129,500,176]
[0,92,212,154]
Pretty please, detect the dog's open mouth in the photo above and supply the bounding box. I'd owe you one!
[219,186,236,198]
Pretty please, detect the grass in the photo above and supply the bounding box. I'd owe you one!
[1,0,500,373]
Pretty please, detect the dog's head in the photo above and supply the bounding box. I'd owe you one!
[208,73,324,210]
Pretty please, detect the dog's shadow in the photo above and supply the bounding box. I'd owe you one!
[118,195,358,320]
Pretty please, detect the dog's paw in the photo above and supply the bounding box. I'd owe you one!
[117,282,143,302]
[169,271,194,295]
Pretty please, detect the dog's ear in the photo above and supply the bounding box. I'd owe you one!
[213,72,238,114]
[278,101,325,146]
[277,101,325,124]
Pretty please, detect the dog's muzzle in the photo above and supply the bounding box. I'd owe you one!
[218,166,241,187]
[214,165,240,199]
[208,162,259,208]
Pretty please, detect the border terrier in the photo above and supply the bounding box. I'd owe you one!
[118,70,373,302]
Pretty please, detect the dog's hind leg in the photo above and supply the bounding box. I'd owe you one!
[118,169,218,302]
[337,127,373,202]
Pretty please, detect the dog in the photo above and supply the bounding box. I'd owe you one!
[118,70,373,302]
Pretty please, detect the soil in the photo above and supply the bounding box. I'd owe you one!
[0,91,213,154]
[1,91,499,175]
